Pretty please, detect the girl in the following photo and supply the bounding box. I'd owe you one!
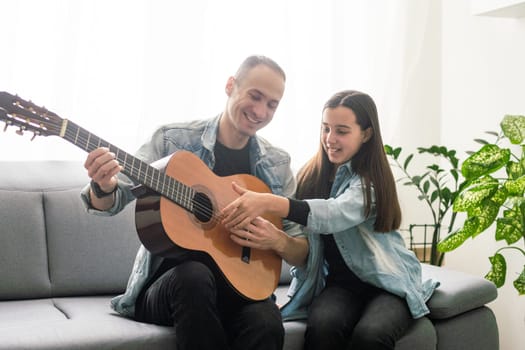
[223,90,438,350]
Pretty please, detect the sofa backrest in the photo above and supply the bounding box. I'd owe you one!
[0,161,140,300]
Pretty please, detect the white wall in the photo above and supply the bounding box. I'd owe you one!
[440,1,525,349]
[384,0,443,239]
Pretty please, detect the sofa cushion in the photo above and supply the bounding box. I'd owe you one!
[0,189,52,299]
[45,189,140,296]
[433,306,499,350]
[0,161,141,299]
[422,264,497,319]
[0,296,176,350]
[0,299,68,327]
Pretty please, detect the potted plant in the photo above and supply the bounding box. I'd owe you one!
[438,114,525,295]
[384,144,464,266]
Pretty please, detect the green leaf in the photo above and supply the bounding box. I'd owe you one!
[491,186,509,207]
[495,201,525,244]
[513,266,525,295]
[521,145,525,167]
[427,164,441,173]
[506,161,524,180]
[412,175,422,186]
[447,151,459,168]
[474,139,489,145]
[485,253,507,288]
[403,154,413,170]
[461,144,511,180]
[464,209,497,238]
[449,183,504,238]
[501,115,525,145]
[503,175,525,196]
[430,176,440,189]
[393,147,402,159]
[441,188,451,204]
[423,180,430,194]
[496,218,523,244]
[453,176,499,212]
[418,146,439,155]
[384,145,402,159]
[437,228,471,252]
[463,188,507,238]
[450,169,459,182]
[430,190,438,203]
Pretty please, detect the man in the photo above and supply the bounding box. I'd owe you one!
[81,55,309,350]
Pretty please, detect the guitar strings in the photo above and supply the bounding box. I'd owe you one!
[74,134,222,221]
[64,128,227,222]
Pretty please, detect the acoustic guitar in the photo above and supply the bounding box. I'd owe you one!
[0,91,282,301]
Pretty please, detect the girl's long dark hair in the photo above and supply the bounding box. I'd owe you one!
[296,90,401,232]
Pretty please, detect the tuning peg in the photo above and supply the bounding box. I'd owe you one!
[16,126,25,135]
[31,132,38,141]
[3,123,8,132]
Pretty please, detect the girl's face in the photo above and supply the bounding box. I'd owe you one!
[321,106,372,166]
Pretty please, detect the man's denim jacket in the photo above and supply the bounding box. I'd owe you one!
[81,115,302,318]
[280,161,440,321]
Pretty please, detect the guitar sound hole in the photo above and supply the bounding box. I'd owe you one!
[192,192,213,223]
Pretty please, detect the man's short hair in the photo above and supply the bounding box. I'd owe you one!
[234,55,286,83]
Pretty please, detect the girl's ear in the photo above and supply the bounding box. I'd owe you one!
[363,127,373,143]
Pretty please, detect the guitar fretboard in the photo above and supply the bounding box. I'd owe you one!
[62,119,195,211]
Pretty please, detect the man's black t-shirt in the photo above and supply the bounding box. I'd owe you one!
[212,140,251,176]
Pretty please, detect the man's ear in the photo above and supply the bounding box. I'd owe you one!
[225,76,235,96]
[363,127,373,143]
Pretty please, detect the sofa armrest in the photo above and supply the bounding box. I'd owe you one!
[422,264,498,320]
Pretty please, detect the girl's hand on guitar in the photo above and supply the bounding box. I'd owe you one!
[84,147,122,192]
[222,182,273,230]
[229,217,286,252]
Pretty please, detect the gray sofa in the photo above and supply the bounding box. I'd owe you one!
[0,160,499,350]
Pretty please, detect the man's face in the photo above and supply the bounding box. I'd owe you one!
[224,64,285,138]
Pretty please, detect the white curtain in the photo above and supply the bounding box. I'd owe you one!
[0,0,436,171]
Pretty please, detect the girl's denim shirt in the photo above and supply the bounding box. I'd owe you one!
[80,114,302,318]
[280,161,440,321]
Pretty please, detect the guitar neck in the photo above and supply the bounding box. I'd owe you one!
[61,119,195,211]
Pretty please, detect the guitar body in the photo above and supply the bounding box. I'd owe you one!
[135,150,283,301]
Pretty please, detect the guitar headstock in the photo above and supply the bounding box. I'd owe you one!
[0,91,64,139]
